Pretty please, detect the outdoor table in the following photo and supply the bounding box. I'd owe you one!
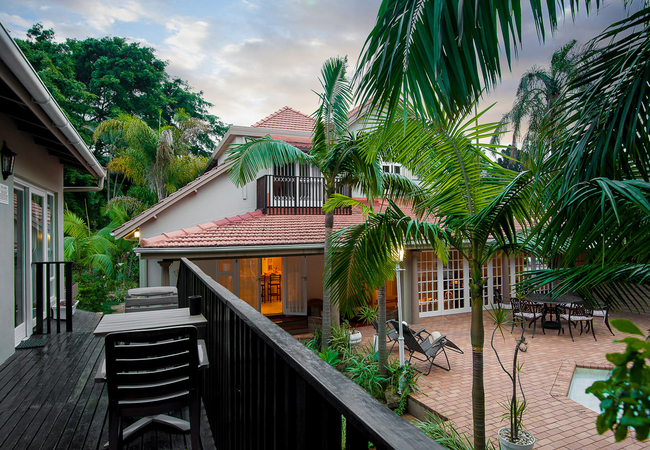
[93,307,206,337]
[524,293,583,330]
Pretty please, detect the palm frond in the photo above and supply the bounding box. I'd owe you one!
[226,137,313,186]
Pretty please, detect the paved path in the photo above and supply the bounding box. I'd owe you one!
[358,310,649,449]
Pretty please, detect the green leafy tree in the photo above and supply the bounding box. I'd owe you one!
[227,56,419,350]
[94,111,209,201]
[587,319,650,442]
[492,40,585,170]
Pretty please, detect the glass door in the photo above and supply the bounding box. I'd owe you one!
[14,188,26,343]
[30,190,47,329]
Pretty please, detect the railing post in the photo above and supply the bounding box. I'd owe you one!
[35,263,43,334]
[65,262,72,332]
[56,262,61,333]
[46,264,51,334]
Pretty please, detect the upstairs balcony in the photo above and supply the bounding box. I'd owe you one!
[256,174,352,215]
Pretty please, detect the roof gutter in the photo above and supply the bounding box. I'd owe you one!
[135,243,325,258]
[0,23,106,188]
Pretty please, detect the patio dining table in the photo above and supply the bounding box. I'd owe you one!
[524,293,583,330]
[93,307,207,337]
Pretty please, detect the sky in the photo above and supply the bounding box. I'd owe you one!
[0,0,636,130]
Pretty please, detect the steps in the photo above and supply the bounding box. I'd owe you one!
[268,315,309,335]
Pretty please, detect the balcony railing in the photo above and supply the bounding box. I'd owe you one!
[177,258,441,450]
[256,175,352,215]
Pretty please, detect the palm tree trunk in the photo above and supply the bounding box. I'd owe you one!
[470,258,486,450]
[377,284,387,376]
[322,210,334,350]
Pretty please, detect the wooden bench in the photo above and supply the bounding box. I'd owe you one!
[125,287,178,313]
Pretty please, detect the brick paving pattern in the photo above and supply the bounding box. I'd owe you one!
[357,311,650,449]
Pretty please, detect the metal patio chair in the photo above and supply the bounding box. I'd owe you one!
[560,303,596,341]
[403,327,463,375]
[512,298,544,338]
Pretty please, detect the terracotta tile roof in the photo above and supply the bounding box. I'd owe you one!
[252,106,315,132]
[268,134,312,151]
[140,209,363,248]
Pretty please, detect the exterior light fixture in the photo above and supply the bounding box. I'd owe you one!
[134,229,140,239]
[1,141,16,180]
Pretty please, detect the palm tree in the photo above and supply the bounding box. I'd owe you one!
[326,106,543,449]
[491,40,585,168]
[354,2,649,448]
[63,208,117,277]
[227,56,418,350]
[94,111,208,202]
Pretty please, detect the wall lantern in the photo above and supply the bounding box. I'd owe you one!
[134,229,140,239]
[1,141,16,180]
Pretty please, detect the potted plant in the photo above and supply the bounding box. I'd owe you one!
[358,306,379,349]
[489,305,535,450]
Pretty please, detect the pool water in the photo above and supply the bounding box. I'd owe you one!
[567,367,612,412]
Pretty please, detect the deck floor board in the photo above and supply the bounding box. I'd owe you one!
[1,310,214,450]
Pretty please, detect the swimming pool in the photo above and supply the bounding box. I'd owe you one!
[567,367,612,412]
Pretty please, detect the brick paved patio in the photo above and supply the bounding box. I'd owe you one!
[357,310,649,449]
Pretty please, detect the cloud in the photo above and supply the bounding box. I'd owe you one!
[158,18,209,70]
[0,13,34,29]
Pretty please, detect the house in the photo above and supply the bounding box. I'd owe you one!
[0,23,105,365]
[113,106,537,329]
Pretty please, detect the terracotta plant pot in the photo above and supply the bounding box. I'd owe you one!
[498,427,535,450]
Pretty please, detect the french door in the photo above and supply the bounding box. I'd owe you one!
[14,183,55,345]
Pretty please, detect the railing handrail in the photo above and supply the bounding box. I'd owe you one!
[179,257,441,449]
[32,260,74,333]
[256,174,352,215]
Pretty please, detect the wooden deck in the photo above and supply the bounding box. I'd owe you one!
[0,310,215,450]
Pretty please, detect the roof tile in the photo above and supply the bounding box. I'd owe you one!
[252,106,314,132]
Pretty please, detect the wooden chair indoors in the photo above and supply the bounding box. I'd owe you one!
[269,273,281,302]
[100,326,208,449]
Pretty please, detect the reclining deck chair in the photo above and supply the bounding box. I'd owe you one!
[372,319,398,352]
[102,326,207,450]
[403,327,463,375]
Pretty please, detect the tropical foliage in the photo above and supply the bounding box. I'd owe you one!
[587,319,650,442]
[352,2,649,448]
[94,111,209,202]
[492,40,585,170]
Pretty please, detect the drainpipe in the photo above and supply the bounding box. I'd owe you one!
[0,23,106,190]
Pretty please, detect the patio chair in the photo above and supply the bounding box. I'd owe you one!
[102,326,208,450]
[493,288,512,310]
[592,305,614,336]
[512,298,544,338]
[402,327,463,375]
[560,303,596,341]
[387,319,429,343]
[372,319,398,352]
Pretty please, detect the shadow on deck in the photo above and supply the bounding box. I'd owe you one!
[0,310,215,450]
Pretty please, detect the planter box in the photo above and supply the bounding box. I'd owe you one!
[52,300,79,320]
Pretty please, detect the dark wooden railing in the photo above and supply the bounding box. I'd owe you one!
[177,258,441,450]
[256,175,352,215]
[33,261,73,333]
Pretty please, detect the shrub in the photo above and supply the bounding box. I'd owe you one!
[76,270,109,312]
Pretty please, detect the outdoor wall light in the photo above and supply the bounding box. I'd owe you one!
[1,141,16,180]
[134,229,140,239]
[398,246,405,262]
